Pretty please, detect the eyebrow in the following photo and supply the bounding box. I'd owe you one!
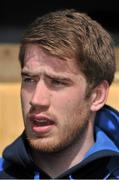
[21,70,72,81]
[21,71,35,77]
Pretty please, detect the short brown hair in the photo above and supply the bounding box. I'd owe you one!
[19,9,116,88]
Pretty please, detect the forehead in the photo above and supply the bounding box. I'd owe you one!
[23,44,80,74]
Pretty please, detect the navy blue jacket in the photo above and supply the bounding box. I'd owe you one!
[0,105,119,179]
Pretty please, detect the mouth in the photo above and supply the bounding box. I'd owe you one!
[28,114,56,134]
[32,118,55,126]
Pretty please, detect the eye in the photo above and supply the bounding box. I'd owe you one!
[51,79,66,87]
[22,76,35,84]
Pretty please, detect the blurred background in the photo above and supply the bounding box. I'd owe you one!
[0,0,119,155]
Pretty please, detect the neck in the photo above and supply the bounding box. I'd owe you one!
[31,119,95,178]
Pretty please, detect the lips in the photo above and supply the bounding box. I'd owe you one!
[28,114,56,134]
[30,116,55,127]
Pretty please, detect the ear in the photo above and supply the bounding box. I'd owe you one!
[90,81,109,112]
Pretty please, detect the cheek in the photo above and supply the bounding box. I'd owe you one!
[56,88,85,106]
[52,90,85,114]
[21,89,31,114]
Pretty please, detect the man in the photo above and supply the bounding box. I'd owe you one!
[0,9,119,179]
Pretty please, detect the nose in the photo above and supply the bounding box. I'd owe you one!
[30,81,51,109]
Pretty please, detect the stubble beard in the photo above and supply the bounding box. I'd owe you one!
[24,107,90,154]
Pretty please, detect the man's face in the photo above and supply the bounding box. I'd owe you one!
[21,44,93,153]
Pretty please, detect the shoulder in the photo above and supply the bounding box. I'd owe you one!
[105,157,119,179]
[0,157,14,179]
[0,157,4,171]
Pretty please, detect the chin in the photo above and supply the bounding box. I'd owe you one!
[27,137,65,153]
